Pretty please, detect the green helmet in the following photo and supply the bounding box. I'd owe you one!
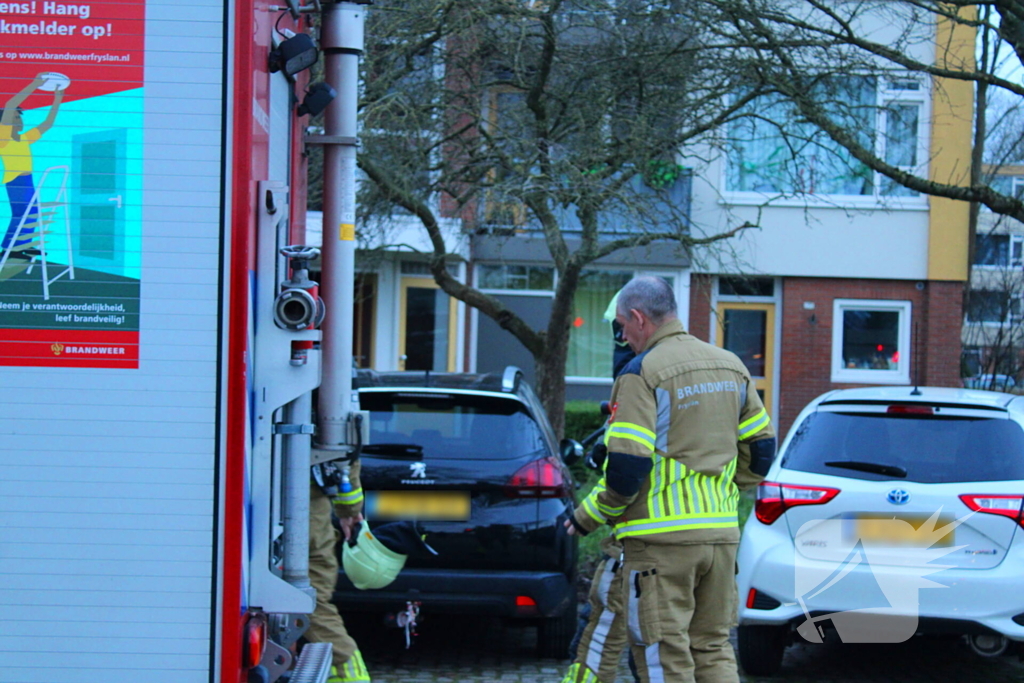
[342,527,407,590]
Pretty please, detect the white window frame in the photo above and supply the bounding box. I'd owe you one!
[721,74,929,210]
[831,298,912,385]
[475,262,557,297]
[965,289,1024,327]
[974,233,1024,269]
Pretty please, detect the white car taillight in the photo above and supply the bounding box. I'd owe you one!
[755,481,841,525]
[959,494,1024,528]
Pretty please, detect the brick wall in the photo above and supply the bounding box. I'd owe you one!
[688,274,713,342]
[778,277,964,437]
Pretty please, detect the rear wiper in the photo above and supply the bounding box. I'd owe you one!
[361,443,424,457]
[824,460,908,478]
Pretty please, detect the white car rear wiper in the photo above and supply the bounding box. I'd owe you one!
[824,460,908,478]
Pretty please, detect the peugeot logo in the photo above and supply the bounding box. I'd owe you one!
[409,462,427,479]
[887,489,910,505]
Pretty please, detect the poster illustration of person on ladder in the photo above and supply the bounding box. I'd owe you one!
[0,73,64,262]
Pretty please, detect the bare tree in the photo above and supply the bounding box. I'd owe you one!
[696,0,1024,221]
[663,0,1024,391]
[353,0,768,434]
[963,244,1024,389]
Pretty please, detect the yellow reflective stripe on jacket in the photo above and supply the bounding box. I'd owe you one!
[606,421,656,452]
[597,499,627,518]
[333,487,364,506]
[738,408,771,440]
[613,510,739,539]
[636,455,741,534]
[581,482,627,524]
[581,493,607,524]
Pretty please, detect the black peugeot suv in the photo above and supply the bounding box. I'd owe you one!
[335,366,579,657]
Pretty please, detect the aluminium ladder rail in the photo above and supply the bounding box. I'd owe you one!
[0,165,75,300]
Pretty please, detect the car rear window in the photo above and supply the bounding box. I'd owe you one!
[782,412,1024,483]
[359,392,548,460]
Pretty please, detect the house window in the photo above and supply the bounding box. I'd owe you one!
[831,299,912,384]
[566,270,633,379]
[475,263,678,380]
[726,76,924,201]
[719,276,774,297]
[974,234,1024,268]
[477,264,554,291]
[482,89,531,228]
[966,290,1022,324]
[990,175,1024,200]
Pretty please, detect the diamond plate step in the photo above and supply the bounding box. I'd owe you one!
[289,642,333,683]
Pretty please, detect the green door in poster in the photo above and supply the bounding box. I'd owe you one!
[72,128,126,273]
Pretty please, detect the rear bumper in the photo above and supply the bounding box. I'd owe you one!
[333,568,575,619]
[737,518,1024,640]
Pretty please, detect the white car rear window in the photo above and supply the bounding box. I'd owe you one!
[782,412,1024,483]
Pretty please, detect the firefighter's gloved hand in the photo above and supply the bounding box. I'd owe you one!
[373,520,438,558]
[585,443,608,471]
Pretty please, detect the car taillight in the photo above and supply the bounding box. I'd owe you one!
[505,457,569,498]
[243,612,267,669]
[960,494,1024,528]
[755,481,841,525]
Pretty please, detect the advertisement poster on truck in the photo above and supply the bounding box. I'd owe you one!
[0,0,143,368]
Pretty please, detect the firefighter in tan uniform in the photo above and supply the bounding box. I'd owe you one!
[562,277,776,683]
[308,459,371,682]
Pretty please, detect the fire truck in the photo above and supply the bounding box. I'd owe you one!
[0,0,365,681]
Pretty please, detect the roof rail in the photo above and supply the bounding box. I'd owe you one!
[502,366,522,392]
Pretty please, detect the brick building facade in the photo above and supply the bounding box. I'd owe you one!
[690,276,965,439]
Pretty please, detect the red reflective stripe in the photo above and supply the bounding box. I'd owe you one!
[220,0,255,679]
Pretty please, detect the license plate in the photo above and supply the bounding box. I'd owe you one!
[366,491,470,521]
[843,514,954,547]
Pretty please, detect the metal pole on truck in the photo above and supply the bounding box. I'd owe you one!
[315,0,367,456]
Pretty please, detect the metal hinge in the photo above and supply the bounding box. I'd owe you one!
[273,423,315,435]
[304,134,358,146]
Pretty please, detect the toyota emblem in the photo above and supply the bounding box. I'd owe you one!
[887,489,910,505]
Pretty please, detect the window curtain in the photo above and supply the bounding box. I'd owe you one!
[566,270,633,378]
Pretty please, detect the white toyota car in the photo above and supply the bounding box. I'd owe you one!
[737,386,1024,675]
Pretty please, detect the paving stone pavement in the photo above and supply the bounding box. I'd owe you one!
[344,613,1024,682]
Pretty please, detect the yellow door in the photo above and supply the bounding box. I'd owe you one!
[715,302,775,414]
[398,277,457,371]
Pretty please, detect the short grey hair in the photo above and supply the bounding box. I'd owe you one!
[616,276,677,323]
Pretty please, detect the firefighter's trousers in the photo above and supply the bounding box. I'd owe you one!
[624,540,740,683]
[565,538,630,683]
[565,539,739,683]
[307,481,369,681]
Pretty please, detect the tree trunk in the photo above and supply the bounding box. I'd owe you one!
[535,262,583,439]
[536,340,569,440]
